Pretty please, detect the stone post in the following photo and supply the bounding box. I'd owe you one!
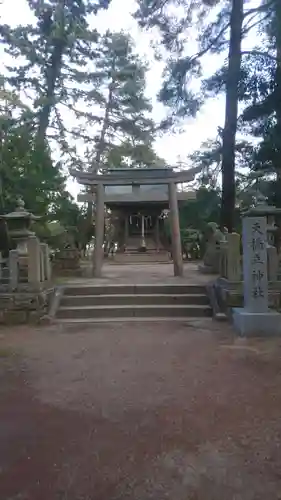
[40,245,44,281]
[141,214,145,247]
[168,182,183,277]
[219,240,228,278]
[93,183,105,278]
[9,250,19,290]
[243,216,268,313]
[267,245,278,282]
[41,243,51,282]
[233,215,281,336]
[155,216,160,252]
[226,233,241,281]
[27,236,41,288]
[124,214,129,247]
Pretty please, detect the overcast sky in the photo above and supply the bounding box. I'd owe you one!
[1,0,251,196]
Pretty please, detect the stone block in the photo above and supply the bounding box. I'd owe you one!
[225,291,243,308]
[14,295,37,310]
[28,311,40,324]
[0,296,13,309]
[233,308,281,337]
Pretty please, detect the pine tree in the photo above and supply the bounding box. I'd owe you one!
[0,85,90,249]
[75,30,159,223]
[135,0,276,231]
[219,0,244,231]
[0,0,112,152]
[80,31,156,172]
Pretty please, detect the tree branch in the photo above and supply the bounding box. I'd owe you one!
[241,50,277,61]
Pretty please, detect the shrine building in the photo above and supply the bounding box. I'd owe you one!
[72,166,199,277]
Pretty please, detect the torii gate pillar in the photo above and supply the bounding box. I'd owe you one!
[93,183,105,277]
[168,182,183,277]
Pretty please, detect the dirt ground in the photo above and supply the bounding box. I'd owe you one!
[1,319,281,500]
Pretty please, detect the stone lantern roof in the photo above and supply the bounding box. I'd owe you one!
[243,192,281,217]
[3,198,40,221]
[1,199,40,247]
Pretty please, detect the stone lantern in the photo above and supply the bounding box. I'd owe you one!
[2,199,40,254]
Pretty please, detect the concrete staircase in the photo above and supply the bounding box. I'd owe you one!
[55,284,211,322]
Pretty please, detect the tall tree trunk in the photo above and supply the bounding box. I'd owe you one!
[36,1,66,146]
[36,42,65,145]
[86,80,115,226]
[220,0,244,231]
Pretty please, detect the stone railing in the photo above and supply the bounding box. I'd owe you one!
[267,244,279,282]
[0,236,53,325]
[218,233,280,283]
[0,236,51,291]
[219,233,242,282]
[52,247,81,276]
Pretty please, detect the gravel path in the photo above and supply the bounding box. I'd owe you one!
[1,319,281,499]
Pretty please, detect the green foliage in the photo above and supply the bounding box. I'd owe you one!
[0,0,112,157]
[0,123,64,215]
[135,0,281,229]
[179,187,221,231]
[163,187,221,237]
[81,31,160,171]
[0,2,164,250]
[0,9,160,168]
[0,101,89,248]
[135,0,227,129]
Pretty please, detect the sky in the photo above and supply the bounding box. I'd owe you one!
[0,0,238,197]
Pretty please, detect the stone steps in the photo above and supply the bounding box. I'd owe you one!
[60,293,209,307]
[56,317,206,324]
[122,249,167,254]
[57,304,211,320]
[110,253,171,264]
[55,284,211,322]
[125,236,158,250]
[63,284,206,295]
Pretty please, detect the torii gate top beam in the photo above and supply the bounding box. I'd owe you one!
[70,166,201,186]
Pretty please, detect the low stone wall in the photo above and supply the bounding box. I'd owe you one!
[52,249,82,277]
[207,277,281,320]
[0,286,54,325]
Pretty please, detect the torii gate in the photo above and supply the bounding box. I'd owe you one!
[70,166,200,278]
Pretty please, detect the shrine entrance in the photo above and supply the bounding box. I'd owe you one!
[72,166,200,278]
[128,214,153,237]
[122,209,164,252]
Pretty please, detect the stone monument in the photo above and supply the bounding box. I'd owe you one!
[199,222,226,274]
[233,214,281,336]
